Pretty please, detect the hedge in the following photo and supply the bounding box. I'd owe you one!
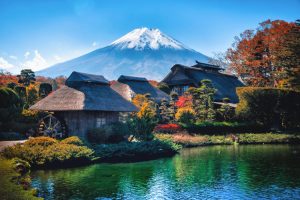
[236,87,300,129]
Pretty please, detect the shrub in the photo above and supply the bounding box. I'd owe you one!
[175,108,195,124]
[61,136,84,146]
[181,121,267,135]
[93,139,181,162]
[155,133,233,147]
[1,136,94,168]
[238,133,300,144]
[153,124,182,133]
[236,87,300,129]
[25,136,57,147]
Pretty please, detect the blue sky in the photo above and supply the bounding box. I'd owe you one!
[0,0,299,74]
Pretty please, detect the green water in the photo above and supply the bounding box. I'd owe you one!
[31,145,300,200]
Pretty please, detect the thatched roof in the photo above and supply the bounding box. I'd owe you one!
[111,75,169,102]
[66,71,109,87]
[161,64,244,103]
[30,72,137,112]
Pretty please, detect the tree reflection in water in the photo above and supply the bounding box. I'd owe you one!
[31,145,300,200]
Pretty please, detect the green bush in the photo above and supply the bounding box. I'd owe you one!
[1,136,94,168]
[0,87,22,130]
[181,121,267,134]
[93,139,181,162]
[236,87,300,129]
[238,133,300,144]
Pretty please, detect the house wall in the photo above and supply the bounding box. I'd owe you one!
[57,111,119,138]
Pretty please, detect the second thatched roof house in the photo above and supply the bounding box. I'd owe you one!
[111,75,169,102]
[30,71,137,138]
[161,62,244,103]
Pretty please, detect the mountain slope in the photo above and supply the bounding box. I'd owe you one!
[37,28,210,80]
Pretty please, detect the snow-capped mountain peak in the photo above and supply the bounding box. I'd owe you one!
[110,27,189,50]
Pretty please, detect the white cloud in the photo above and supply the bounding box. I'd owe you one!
[24,51,30,58]
[0,57,15,69]
[9,55,18,60]
[92,41,98,47]
[22,50,48,71]
[53,55,62,61]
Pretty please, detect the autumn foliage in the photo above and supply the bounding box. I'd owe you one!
[153,124,182,133]
[227,19,300,90]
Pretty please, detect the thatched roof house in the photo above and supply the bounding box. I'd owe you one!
[30,71,137,138]
[161,62,244,103]
[111,75,169,102]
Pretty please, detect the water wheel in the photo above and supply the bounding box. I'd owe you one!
[38,114,67,138]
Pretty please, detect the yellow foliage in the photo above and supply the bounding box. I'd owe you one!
[175,107,195,121]
[137,102,156,119]
[132,94,148,109]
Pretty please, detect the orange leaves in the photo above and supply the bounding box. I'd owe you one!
[227,19,297,87]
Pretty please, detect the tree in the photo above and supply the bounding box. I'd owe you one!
[39,83,52,98]
[158,98,170,123]
[157,82,171,94]
[217,98,235,121]
[187,79,217,121]
[131,94,158,141]
[17,69,36,86]
[26,84,38,107]
[227,19,299,89]
[0,88,22,130]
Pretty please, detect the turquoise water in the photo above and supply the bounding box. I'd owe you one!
[31,145,300,200]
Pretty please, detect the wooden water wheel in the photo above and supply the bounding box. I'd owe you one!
[38,114,67,138]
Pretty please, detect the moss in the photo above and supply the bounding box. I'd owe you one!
[0,158,42,200]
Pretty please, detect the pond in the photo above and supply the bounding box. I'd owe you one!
[31,145,300,200]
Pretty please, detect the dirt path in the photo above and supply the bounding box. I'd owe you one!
[0,140,27,151]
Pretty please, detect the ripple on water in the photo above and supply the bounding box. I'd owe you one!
[30,145,300,200]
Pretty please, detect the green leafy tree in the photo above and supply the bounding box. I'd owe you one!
[7,82,17,89]
[157,82,171,94]
[159,98,170,123]
[0,88,22,130]
[217,98,235,121]
[17,69,36,86]
[39,83,52,98]
[188,79,217,121]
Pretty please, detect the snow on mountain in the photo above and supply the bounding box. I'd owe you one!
[37,27,210,80]
[110,27,190,50]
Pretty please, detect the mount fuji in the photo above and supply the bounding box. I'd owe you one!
[37,28,210,80]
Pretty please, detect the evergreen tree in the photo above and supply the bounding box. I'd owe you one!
[17,69,36,86]
[188,79,217,121]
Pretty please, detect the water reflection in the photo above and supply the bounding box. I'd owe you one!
[31,145,300,200]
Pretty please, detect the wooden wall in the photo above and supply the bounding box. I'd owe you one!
[57,111,119,138]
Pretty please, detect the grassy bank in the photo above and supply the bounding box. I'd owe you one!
[0,158,42,200]
[155,132,300,147]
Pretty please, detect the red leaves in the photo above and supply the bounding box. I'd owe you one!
[153,124,182,133]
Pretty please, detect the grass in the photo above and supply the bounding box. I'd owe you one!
[0,158,42,200]
[155,132,300,147]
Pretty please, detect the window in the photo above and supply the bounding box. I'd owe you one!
[96,118,106,127]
